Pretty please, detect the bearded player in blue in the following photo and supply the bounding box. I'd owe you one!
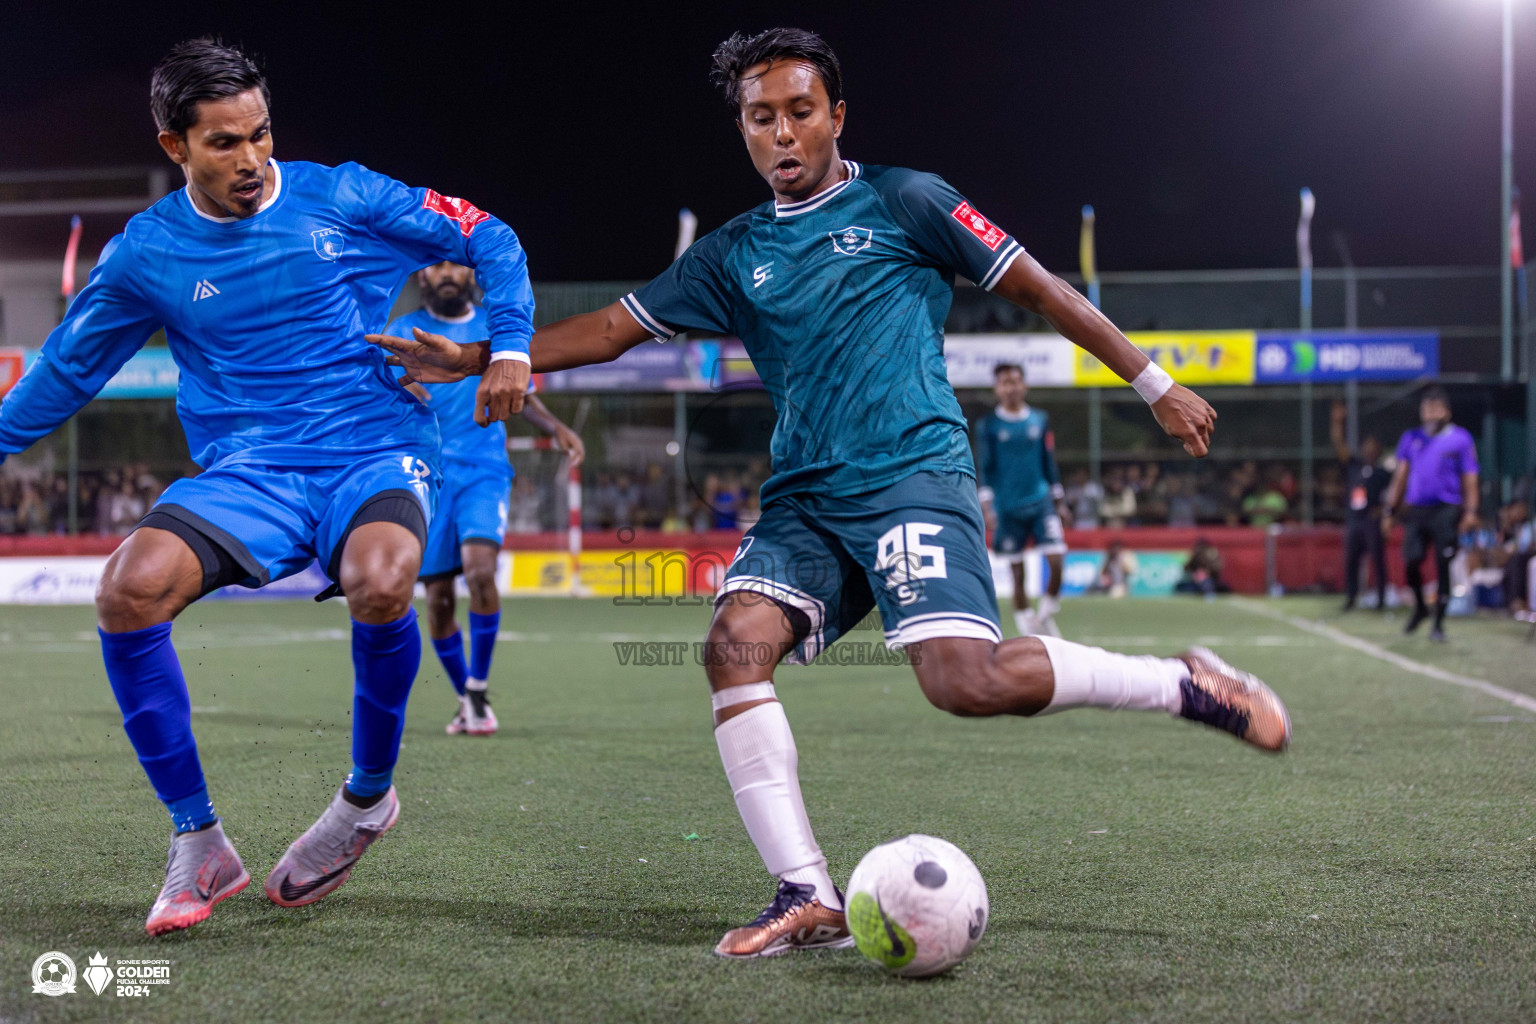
[387,261,583,736]
[0,40,535,935]
[378,27,1291,960]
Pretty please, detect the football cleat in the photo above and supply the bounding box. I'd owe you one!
[1176,646,1291,753]
[465,684,498,736]
[714,880,855,958]
[264,786,399,907]
[145,821,250,936]
[1404,607,1430,634]
[445,695,471,735]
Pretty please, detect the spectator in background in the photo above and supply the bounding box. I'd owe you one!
[1330,400,1389,611]
[1498,499,1533,621]
[1165,474,1198,528]
[736,493,762,530]
[1177,537,1229,597]
[710,473,746,529]
[613,472,640,529]
[48,477,70,533]
[1242,468,1288,527]
[640,462,670,529]
[17,482,48,535]
[0,478,18,534]
[1089,539,1136,598]
[1099,467,1136,528]
[587,472,618,530]
[506,475,542,534]
[1384,385,1480,642]
[1066,468,1102,529]
[107,478,145,535]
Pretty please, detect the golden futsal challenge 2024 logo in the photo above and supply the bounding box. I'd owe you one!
[30,950,173,998]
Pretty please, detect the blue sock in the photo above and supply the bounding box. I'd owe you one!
[468,610,500,682]
[431,630,469,696]
[348,608,420,798]
[99,624,218,832]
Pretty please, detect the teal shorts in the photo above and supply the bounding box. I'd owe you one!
[993,504,1066,559]
[718,471,1001,665]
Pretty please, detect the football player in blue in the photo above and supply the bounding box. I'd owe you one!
[974,363,1070,638]
[0,40,535,935]
[376,27,1291,960]
[386,261,583,736]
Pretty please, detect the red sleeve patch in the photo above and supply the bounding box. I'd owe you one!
[951,201,1007,251]
[423,190,491,237]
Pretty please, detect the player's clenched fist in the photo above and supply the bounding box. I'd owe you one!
[1151,384,1217,458]
[475,359,530,426]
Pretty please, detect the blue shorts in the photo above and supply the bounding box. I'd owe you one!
[993,504,1067,559]
[717,471,1001,665]
[420,466,511,580]
[151,452,436,590]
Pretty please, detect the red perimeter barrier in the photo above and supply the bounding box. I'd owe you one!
[1,526,1394,596]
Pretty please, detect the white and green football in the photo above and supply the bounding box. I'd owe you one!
[845,834,989,977]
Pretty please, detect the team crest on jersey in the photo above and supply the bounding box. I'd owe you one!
[828,225,873,256]
[951,201,1006,251]
[423,190,490,237]
[311,227,346,262]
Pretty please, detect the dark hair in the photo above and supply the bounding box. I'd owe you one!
[1420,384,1451,408]
[709,28,843,112]
[993,363,1024,379]
[151,38,269,135]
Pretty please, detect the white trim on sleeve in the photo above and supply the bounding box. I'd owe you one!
[980,240,1023,291]
[620,292,675,342]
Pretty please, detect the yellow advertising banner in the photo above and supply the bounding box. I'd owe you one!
[506,549,718,598]
[1074,331,1256,387]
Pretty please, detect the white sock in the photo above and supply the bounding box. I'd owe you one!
[466,677,487,692]
[1037,594,1060,619]
[1035,635,1186,715]
[714,696,841,910]
[1013,609,1037,636]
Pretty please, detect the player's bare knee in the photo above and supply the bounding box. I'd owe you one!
[463,566,498,608]
[424,585,456,634]
[702,613,786,690]
[346,564,416,623]
[96,567,180,631]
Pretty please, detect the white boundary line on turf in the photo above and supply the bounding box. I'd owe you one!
[1232,599,1536,714]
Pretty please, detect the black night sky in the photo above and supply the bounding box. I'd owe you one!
[6,0,1536,279]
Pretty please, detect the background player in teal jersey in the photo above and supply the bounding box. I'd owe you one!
[376,26,1291,960]
[0,41,536,935]
[387,261,583,736]
[975,363,1070,638]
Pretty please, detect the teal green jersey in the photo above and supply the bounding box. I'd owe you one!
[622,161,1024,506]
[973,405,1061,513]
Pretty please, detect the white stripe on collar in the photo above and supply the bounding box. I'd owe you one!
[995,404,1031,422]
[773,161,862,218]
[186,160,283,223]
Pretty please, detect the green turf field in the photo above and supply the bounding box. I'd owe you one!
[2,596,1533,1022]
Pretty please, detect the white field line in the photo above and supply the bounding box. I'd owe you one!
[1232,599,1536,715]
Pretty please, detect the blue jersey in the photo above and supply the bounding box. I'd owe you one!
[973,406,1061,514]
[0,160,534,469]
[621,162,1024,505]
[385,304,515,480]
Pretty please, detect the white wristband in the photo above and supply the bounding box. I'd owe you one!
[489,350,530,365]
[1131,361,1174,404]
[710,681,777,713]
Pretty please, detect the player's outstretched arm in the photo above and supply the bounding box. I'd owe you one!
[991,252,1216,458]
[371,300,652,426]
[520,393,586,467]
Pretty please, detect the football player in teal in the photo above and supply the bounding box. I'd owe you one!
[975,363,1070,637]
[375,26,1291,960]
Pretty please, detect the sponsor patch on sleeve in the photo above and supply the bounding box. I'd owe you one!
[951,201,1007,251]
[422,190,491,237]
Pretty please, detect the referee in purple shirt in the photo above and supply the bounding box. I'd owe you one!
[1383,385,1481,641]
